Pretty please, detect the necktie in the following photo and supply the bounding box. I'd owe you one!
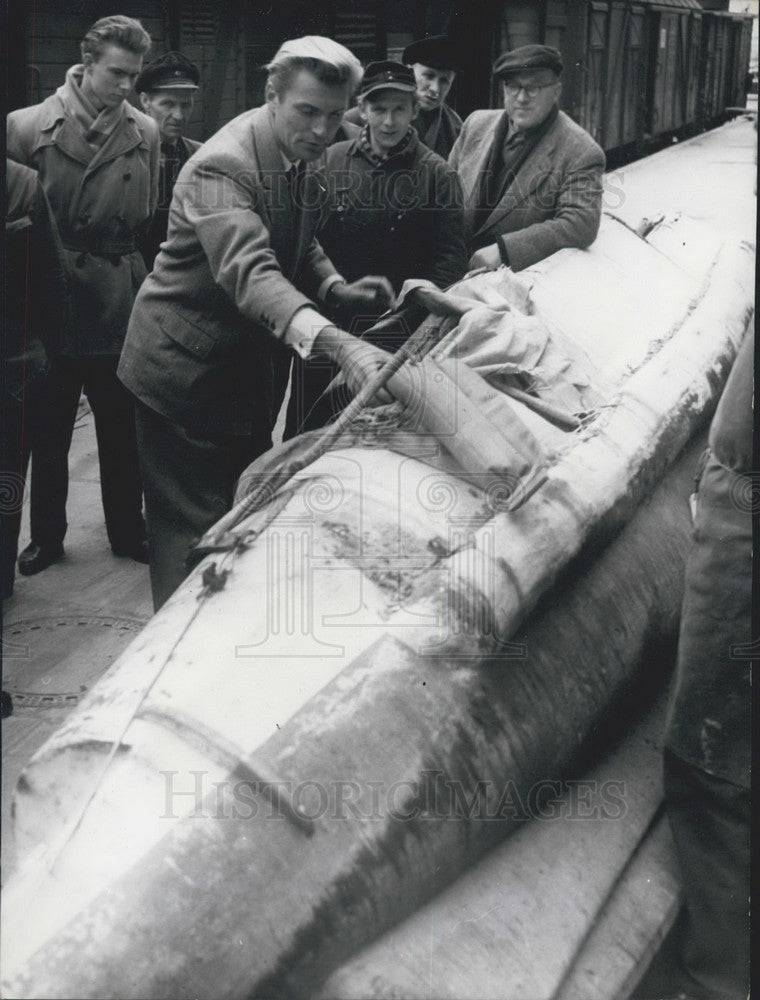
[288,162,300,209]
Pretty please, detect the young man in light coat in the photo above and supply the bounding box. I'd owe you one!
[119,36,396,610]
[449,45,605,272]
[7,15,159,573]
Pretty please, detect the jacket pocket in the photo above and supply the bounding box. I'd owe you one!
[157,304,218,359]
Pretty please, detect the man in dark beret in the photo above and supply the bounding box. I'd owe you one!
[401,34,463,158]
[343,34,462,158]
[449,44,605,272]
[136,51,202,269]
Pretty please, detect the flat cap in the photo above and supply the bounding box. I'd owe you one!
[402,34,462,72]
[492,44,563,79]
[358,60,417,99]
[135,51,200,93]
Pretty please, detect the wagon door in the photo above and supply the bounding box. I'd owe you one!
[623,5,647,150]
[605,1,647,156]
[547,0,588,126]
[584,1,610,146]
[604,2,627,151]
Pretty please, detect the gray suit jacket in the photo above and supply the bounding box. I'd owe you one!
[119,105,338,435]
[449,109,605,271]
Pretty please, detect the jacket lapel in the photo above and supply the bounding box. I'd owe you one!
[250,106,300,275]
[476,116,560,238]
[34,96,91,167]
[250,105,326,277]
[464,112,509,237]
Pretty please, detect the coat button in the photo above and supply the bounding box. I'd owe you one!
[123,171,132,180]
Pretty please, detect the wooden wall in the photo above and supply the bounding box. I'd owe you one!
[13,0,170,109]
[8,0,246,142]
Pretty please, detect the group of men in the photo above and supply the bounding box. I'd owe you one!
[5,18,605,609]
[2,16,750,1000]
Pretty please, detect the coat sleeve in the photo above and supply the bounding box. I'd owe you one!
[499,141,606,271]
[7,108,36,165]
[424,160,467,290]
[296,235,341,302]
[30,179,72,358]
[177,158,323,340]
[447,122,466,174]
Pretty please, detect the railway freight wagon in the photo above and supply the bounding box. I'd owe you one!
[699,8,755,122]
[8,0,752,162]
[495,0,753,163]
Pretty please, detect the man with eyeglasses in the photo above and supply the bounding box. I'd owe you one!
[449,45,605,272]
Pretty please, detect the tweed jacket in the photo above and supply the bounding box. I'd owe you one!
[449,109,605,271]
[118,104,339,436]
[7,80,159,355]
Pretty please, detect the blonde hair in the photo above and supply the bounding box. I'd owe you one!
[267,36,363,97]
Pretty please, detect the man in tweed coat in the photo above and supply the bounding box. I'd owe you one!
[119,36,395,610]
[449,45,605,272]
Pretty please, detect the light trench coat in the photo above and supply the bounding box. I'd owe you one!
[7,75,159,355]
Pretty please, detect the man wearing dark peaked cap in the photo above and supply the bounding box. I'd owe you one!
[136,51,203,269]
[449,44,605,272]
[343,34,463,158]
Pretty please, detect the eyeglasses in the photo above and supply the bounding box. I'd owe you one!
[503,82,557,98]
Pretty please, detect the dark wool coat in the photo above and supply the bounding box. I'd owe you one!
[140,134,203,270]
[319,130,466,296]
[664,331,753,788]
[5,160,70,396]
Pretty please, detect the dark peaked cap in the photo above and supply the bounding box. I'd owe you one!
[136,51,200,92]
[402,35,462,72]
[493,44,563,79]
[359,61,417,99]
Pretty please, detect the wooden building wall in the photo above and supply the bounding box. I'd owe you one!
[7,0,246,142]
[11,1,170,110]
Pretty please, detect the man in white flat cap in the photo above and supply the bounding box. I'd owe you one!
[119,36,396,610]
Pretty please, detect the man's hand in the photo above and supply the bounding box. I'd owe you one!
[468,243,502,272]
[312,325,395,404]
[330,276,396,315]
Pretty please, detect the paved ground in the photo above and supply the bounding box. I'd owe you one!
[1,398,153,878]
[1,114,756,895]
